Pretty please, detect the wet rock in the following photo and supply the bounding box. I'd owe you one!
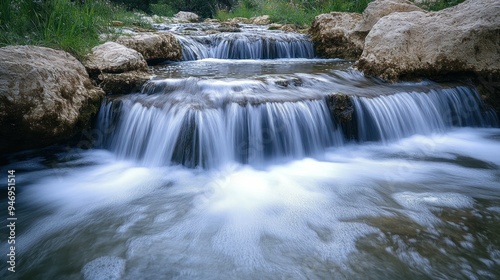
[280,24,301,33]
[357,0,500,80]
[116,33,182,63]
[175,11,199,22]
[0,46,104,153]
[97,71,151,95]
[268,23,283,30]
[326,93,357,138]
[217,23,241,33]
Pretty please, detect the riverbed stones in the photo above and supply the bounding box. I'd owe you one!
[0,45,104,152]
[116,33,182,63]
[252,15,271,25]
[357,0,500,80]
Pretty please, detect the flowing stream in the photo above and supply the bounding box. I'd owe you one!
[2,24,500,279]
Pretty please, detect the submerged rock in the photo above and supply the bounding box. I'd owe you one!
[357,0,500,80]
[0,46,104,153]
[116,33,182,63]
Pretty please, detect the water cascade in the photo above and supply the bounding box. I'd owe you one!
[6,23,500,280]
[175,32,314,60]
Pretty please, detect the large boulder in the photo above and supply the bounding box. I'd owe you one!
[174,11,199,22]
[310,12,364,59]
[116,33,183,63]
[310,0,422,59]
[84,42,151,95]
[357,0,423,32]
[0,46,104,153]
[357,0,500,80]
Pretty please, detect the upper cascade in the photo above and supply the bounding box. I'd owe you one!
[174,32,315,60]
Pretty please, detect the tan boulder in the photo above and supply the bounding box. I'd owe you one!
[84,42,151,95]
[0,46,104,152]
[174,11,199,22]
[116,33,182,62]
[357,0,423,32]
[357,0,500,80]
[85,42,148,74]
[310,0,422,59]
[252,15,271,25]
[310,12,363,59]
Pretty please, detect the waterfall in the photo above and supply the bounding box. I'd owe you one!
[175,32,315,60]
[352,86,498,142]
[97,80,497,168]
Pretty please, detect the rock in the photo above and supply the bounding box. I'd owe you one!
[326,93,357,139]
[228,17,252,24]
[84,42,151,95]
[116,33,182,63]
[268,23,283,30]
[85,42,148,74]
[0,46,104,153]
[97,71,151,95]
[357,0,423,32]
[217,23,241,33]
[310,12,363,59]
[280,24,301,33]
[310,0,422,60]
[111,20,124,26]
[357,0,500,80]
[252,15,271,25]
[174,11,199,22]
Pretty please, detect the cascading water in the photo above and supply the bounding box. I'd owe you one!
[4,23,500,280]
[174,31,314,60]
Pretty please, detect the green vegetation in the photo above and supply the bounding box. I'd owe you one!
[216,0,372,25]
[0,0,149,59]
[0,0,468,58]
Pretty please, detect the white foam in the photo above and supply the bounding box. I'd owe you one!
[81,256,126,280]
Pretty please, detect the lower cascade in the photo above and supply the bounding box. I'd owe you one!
[97,75,498,168]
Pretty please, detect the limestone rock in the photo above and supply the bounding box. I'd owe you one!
[357,0,500,80]
[310,12,363,59]
[310,0,422,59]
[174,11,199,22]
[85,42,148,74]
[252,15,271,25]
[0,46,104,152]
[116,33,182,63]
[357,0,423,32]
[97,71,152,95]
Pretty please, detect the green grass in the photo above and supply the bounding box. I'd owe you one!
[0,0,150,59]
[216,0,372,25]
